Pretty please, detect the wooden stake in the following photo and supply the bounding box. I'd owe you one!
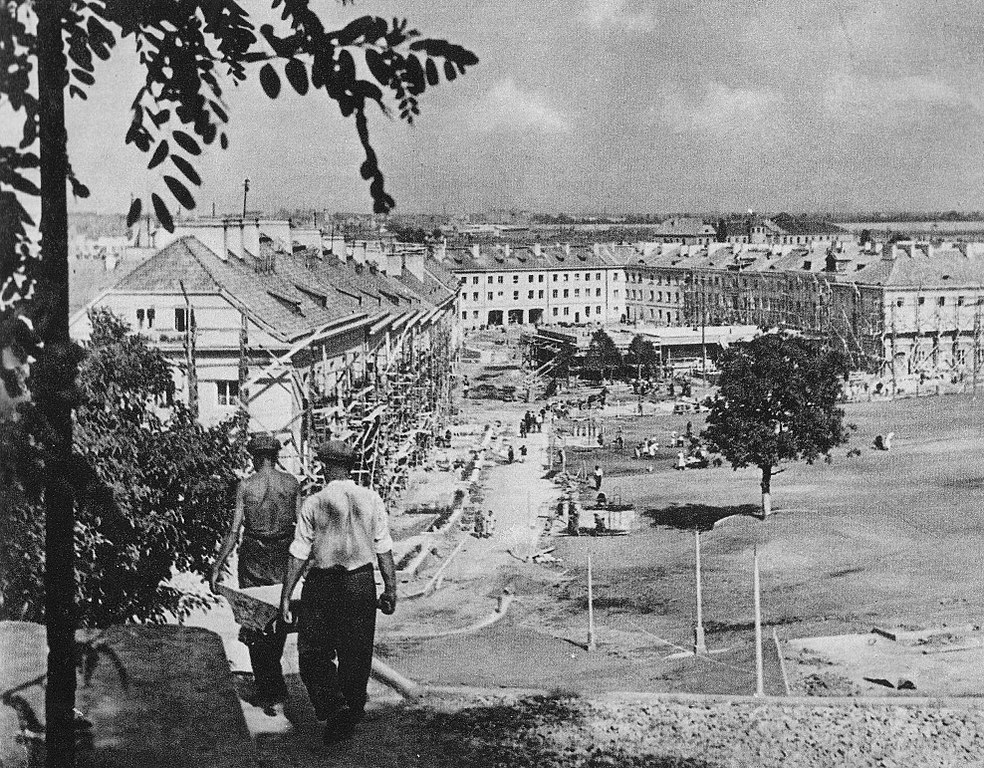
[694,529,707,655]
[754,546,764,697]
[587,553,597,651]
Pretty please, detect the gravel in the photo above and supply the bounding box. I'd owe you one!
[421,694,984,768]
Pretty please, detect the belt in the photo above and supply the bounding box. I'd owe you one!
[308,562,373,576]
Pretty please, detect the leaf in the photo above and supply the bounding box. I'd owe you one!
[404,55,425,96]
[171,155,202,187]
[424,58,438,87]
[259,63,281,99]
[127,198,143,228]
[151,194,174,232]
[172,131,201,156]
[150,109,171,128]
[284,59,308,95]
[147,141,169,170]
[364,49,390,86]
[164,175,196,210]
[219,133,229,150]
[443,60,457,82]
[72,68,95,86]
[70,177,91,199]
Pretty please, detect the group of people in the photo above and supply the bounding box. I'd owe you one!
[518,409,544,437]
[210,434,397,746]
[473,508,496,538]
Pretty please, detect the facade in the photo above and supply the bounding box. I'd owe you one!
[70,218,460,494]
[440,242,629,329]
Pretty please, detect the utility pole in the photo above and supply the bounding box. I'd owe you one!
[586,552,597,651]
[694,528,707,655]
[180,281,198,418]
[242,177,250,218]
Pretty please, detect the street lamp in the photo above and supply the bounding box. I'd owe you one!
[242,177,250,218]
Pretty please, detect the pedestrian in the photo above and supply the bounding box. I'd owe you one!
[593,464,604,491]
[474,509,485,538]
[507,444,515,463]
[676,451,686,471]
[484,509,496,537]
[519,419,527,438]
[279,440,397,744]
[211,433,299,715]
[519,444,528,461]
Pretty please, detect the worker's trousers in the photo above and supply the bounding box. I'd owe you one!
[298,563,377,718]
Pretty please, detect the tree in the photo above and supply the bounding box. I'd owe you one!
[3,309,244,626]
[625,334,658,379]
[702,332,850,518]
[583,329,622,382]
[2,4,477,762]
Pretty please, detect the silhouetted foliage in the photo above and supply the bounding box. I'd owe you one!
[626,334,659,378]
[583,329,621,381]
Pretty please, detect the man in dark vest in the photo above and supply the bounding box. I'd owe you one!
[211,433,299,713]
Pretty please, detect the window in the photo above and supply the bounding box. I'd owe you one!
[174,307,195,332]
[473,292,478,300]
[596,272,601,280]
[461,311,467,319]
[473,311,479,319]
[462,293,467,302]
[538,275,544,283]
[596,305,601,314]
[528,290,534,299]
[538,290,544,298]
[958,296,965,306]
[585,306,591,316]
[472,276,479,284]
[564,273,569,281]
[217,380,239,406]
[563,289,569,298]
[488,292,493,300]
[938,297,946,306]
[612,272,619,280]
[596,288,601,297]
[528,274,534,283]
[497,291,503,297]
[614,290,619,298]
[918,297,926,306]
[552,307,558,316]
[552,289,558,298]
[136,308,145,329]
[488,276,493,284]
[585,273,591,281]
[513,291,519,300]
[513,274,519,283]
[460,276,467,284]
[658,292,663,302]
[574,288,580,297]
[552,274,558,282]
[649,291,654,301]
[497,276,504,284]
[575,272,580,280]
[563,307,569,316]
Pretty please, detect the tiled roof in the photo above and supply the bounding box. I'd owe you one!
[842,246,984,288]
[444,242,627,271]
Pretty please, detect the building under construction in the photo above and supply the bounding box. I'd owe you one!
[69,217,461,502]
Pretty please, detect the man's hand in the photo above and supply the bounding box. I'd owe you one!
[377,590,397,615]
[280,601,293,626]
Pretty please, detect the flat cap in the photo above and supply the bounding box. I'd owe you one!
[316,439,356,465]
[246,433,280,454]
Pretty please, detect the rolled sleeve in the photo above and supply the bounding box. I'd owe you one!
[372,493,393,554]
[288,497,316,561]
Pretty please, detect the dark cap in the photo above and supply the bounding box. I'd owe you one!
[315,439,356,465]
[246,433,280,455]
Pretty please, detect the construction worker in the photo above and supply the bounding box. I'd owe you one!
[211,433,299,714]
[593,464,604,491]
[484,509,496,538]
[280,440,397,744]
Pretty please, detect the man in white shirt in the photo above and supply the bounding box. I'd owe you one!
[280,440,397,744]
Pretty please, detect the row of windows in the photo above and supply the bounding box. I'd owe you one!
[627,289,681,303]
[895,295,980,308]
[628,272,683,286]
[136,307,195,331]
[463,287,609,302]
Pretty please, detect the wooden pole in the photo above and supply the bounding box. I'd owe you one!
[587,552,597,651]
[754,546,764,697]
[694,528,707,654]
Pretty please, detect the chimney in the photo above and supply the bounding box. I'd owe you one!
[227,219,244,260]
[503,243,511,258]
[471,243,480,259]
[563,243,570,256]
[405,249,425,282]
[384,250,402,277]
[533,243,542,257]
[593,243,600,258]
[243,217,261,259]
[350,240,366,265]
[434,239,447,261]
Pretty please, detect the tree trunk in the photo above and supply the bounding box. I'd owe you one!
[760,465,772,519]
[37,3,77,766]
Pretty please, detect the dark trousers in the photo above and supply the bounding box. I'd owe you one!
[298,564,377,718]
[241,625,288,704]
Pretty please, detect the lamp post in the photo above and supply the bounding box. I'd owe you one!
[694,528,707,655]
[242,177,250,218]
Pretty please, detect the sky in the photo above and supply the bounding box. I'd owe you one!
[63,0,984,216]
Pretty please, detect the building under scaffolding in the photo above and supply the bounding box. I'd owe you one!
[69,217,461,504]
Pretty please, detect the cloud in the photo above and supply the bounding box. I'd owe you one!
[471,78,571,135]
[824,73,983,118]
[581,0,657,31]
[659,82,784,141]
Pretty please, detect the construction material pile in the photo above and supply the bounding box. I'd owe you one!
[422,694,984,768]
